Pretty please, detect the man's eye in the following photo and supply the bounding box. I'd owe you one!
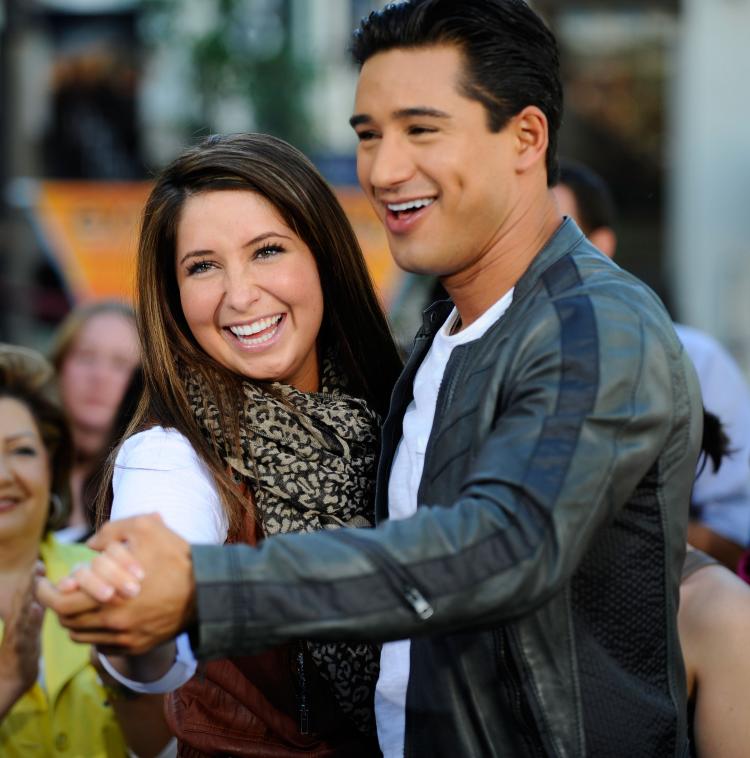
[356,130,379,142]
[408,126,436,136]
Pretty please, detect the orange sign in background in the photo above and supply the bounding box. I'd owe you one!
[32,181,402,307]
[35,181,151,303]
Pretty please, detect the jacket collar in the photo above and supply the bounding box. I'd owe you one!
[417,217,587,338]
[511,217,586,303]
[418,298,455,340]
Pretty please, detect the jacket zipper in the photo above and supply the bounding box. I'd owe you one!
[294,643,311,735]
[497,628,546,757]
[336,531,434,620]
[418,346,468,501]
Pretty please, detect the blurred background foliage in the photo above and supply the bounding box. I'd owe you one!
[140,0,313,151]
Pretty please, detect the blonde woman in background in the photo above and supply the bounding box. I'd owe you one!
[0,343,173,757]
[50,301,140,540]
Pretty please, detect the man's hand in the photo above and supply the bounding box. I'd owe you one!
[0,566,45,720]
[36,514,196,655]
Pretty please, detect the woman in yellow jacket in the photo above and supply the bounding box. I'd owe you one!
[0,344,172,757]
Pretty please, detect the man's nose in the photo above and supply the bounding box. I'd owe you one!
[366,134,415,190]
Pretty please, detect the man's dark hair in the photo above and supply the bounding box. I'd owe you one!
[351,0,563,185]
[556,159,616,235]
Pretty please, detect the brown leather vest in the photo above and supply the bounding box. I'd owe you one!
[165,499,379,757]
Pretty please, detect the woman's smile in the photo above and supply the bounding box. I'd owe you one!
[224,313,285,349]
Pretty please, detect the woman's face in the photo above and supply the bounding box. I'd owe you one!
[58,312,140,438]
[175,190,325,392]
[0,397,51,545]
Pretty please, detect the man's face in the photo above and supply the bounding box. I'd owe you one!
[352,44,522,277]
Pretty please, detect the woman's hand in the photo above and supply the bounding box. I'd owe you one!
[57,541,145,604]
[0,567,44,720]
[37,514,194,655]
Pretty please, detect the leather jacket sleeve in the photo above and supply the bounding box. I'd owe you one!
[191,291,701,660]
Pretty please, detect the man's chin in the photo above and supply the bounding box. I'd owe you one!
[389,243,444,276]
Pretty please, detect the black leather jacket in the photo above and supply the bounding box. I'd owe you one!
[193,219,703,757]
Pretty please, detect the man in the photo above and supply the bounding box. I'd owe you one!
[40,2,702,755]
[553,159,750,568]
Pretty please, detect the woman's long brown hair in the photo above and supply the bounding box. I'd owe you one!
[96,133,402,536]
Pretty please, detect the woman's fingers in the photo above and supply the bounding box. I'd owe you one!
[56,542,144,601]
[70,553,140,603]
[36,576,101,615]
[101,541,146,581]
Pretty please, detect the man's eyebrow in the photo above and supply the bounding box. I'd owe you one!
[349,107,451,128]
[349,114,372,128]
[393,107,451,120]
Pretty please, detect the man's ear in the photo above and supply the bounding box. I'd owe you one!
[513,106,548,174]
[588,227,617,259]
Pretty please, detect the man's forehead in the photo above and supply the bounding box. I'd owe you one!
[352,45,468,120]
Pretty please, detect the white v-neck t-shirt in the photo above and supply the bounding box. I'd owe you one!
[375,288,514,757]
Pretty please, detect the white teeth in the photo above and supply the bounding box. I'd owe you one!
[234,329,277,347]
[387,198,435,212]
[229,315,282,338]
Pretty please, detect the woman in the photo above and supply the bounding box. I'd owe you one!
[0,344,172,757]
[74,133,402,755]
[50,300,141,540]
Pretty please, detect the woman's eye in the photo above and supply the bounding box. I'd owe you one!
[186,260,212,276]
[13,446,38,457]
[254,244,284,260]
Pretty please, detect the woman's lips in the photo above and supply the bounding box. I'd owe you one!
[225,313,285,350]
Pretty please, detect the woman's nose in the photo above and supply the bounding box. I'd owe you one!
[223,271,262,312]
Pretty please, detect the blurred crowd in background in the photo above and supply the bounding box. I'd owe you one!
[1,0,750,754]
[1,0,749,365]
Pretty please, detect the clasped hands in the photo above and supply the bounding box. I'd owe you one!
[36,514,196,655]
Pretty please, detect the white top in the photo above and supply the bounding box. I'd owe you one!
[675,324,750,545]
[376,289,514,758]
[99,427,225,693]
[111,427,227,543]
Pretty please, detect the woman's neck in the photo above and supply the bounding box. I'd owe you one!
[0,531,40,572]
[73,425,108,463]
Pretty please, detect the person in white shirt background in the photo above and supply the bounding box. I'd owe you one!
[552,158,750,570]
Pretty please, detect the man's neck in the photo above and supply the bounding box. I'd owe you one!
[443,193,562,330]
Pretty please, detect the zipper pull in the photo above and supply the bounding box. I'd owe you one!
[404,586,434,620]
[295,648,311,735]
[299,705,310,736]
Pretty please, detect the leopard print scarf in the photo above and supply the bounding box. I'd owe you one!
[182,354,381,735]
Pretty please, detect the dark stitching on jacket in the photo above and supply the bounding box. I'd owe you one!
[564,582,586,755]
